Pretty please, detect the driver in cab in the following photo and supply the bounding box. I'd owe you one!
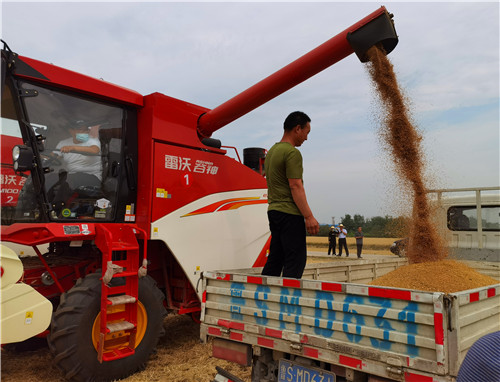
[52,120,102,187]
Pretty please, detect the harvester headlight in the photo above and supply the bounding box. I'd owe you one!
[12,145,20,161]
[12,145,34,172]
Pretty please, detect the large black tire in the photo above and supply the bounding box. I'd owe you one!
[47,272,166,381]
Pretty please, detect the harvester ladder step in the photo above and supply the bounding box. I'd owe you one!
[108,295,136,306]
[113,271,138,278]
[107,320,135,333]
[94,223,148,363]
[110,242,139,251]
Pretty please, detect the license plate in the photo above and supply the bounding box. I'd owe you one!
[278,359,336,382]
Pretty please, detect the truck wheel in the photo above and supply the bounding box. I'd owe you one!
[48,272,166,381]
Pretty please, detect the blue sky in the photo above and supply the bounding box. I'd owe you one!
[2,1,499,224]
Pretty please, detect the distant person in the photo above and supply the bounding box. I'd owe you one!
[336,223,349,257]
[457,331,500,382]
[261,111,319,279]
[355,226,364,259]
[328,226,338,256]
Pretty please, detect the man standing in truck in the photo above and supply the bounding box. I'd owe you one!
[261,111,319,279]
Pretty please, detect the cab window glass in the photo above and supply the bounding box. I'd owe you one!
[448,206,500,231]
[20,82,124,221]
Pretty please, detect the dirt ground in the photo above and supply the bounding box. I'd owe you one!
[0,314,251,382]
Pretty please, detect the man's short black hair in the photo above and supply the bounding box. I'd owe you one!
[283,111,311,131]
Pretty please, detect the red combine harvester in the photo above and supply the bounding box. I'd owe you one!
[0,7,397,381]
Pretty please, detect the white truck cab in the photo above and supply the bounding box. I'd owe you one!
[391,187,500,262]
[429,187,500,262]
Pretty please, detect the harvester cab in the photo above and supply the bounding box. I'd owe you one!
[1,45,137,225]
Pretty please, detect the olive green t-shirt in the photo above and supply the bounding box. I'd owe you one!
[264,142,303,216]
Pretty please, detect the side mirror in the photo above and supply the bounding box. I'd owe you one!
[12,144,34,172]
[32,124,47,153]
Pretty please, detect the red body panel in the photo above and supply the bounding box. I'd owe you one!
[151,143,266,221]
[23,259,96,299]
[134,92,267,231]
[1,223,97,245]
[143,93,210,148]
[1,135,25,206]
[15,55,143,106]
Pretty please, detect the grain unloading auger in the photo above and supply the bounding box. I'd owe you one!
[1,6,398,381]
[197,6,398,138]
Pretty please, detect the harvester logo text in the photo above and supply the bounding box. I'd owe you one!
[165,155,219,175]
[1,174,25,186]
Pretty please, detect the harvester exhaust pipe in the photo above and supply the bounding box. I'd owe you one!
[197,6,398,138]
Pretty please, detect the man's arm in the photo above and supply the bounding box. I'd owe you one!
[59,145,100,154]
[289,178,319,235]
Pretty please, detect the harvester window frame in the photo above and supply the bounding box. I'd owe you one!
[1,78,43,224]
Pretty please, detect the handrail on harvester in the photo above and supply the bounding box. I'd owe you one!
[197,6,398,138]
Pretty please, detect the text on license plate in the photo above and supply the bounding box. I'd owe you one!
[278,359,336,382]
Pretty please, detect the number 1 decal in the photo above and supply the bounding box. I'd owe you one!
[183,173,191,188]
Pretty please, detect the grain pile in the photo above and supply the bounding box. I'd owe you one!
[370,260,498,293]
[365,45,496,293]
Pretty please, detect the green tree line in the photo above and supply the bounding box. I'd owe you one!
[314,214,410,238]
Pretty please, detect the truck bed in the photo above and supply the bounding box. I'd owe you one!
[201,258,500,381]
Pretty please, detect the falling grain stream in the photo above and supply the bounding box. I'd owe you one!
[365,45,497,292]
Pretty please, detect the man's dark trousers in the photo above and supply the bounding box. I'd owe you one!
[328,241,336,255]
[261,210,306,279]
[356,243,363,257]
[338,238,349,256]
[328,234,336,255]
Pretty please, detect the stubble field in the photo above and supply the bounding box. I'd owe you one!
[0,238,398,382]
[307,236,398,255]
